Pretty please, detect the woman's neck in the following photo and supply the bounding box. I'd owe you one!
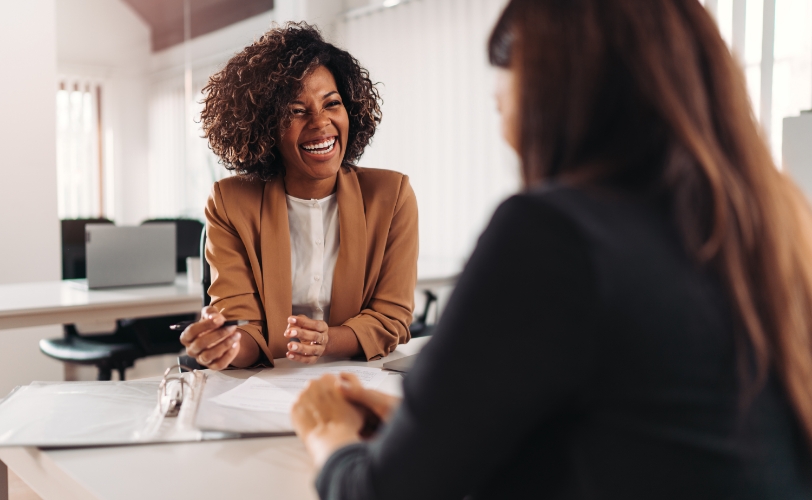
[283,173,338,200]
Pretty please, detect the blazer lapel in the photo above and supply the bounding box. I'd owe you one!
[329,167,366,326]
[260,177,293,356]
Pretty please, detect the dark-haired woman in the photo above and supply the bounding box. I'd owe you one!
[179,23,418,368]
[291,0,812,498]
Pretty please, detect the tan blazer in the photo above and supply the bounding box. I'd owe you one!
[204,166,418,364]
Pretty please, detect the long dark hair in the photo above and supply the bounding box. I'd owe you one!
[491,0,812,449]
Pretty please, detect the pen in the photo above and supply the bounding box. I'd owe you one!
[169,319,250,331]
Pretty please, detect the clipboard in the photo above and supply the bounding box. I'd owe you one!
[0,362,393,449]
[0,365,294,449]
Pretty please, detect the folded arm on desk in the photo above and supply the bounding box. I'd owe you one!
[344,177,419,362]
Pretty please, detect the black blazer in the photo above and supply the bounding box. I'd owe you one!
[316,184,812,500]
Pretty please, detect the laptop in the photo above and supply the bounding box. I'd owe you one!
[74,224,177,289]
[382,354,419,374]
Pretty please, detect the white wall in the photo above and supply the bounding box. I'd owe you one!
[0,0,64,397]
[340,0,519,263]
[57,0,151,225]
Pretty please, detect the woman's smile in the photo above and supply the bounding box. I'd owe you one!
[299,135,339,159]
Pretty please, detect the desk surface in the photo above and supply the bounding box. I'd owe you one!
[0,257,460,332]
[0,275,202,330]
[0,337,430,500]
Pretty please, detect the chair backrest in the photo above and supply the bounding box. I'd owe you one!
[200,226,212,306]
[61,218,114,279]
[142,218,204,273]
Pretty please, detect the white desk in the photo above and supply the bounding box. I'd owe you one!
[0,337,430,500]
[0,260,458,332]
[0,275,203,330]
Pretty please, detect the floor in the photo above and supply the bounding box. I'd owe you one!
[8,470,40,500]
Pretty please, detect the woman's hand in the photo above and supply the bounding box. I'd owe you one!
[292,374,364,467]
[337,373,401,424]
[179,306,241,370]
[284,315,330,364]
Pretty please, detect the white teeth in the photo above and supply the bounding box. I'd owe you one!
[306,141,335,155]
[301,137,336,152]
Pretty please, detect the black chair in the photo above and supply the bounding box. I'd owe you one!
[40,219,202,380]
[142,218,204,272]
[42,317,191,381]
[410,290,438,338]
[61,218,114,279]
[179,227,210,371]
[124,219,202,363]
[201,225,211,307]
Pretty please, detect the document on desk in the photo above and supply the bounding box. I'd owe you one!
[195,366,389,435]
[208,367,388,413]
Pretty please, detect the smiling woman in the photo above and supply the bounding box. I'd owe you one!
[278,66,351,199]
[179,22,419,369]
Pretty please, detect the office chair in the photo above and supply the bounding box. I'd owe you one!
[142,218,204,273]
[201,225,212,307]
[410,290,438,338]
[61,218,114,279]
[178,227,210,371]
[40,219,203,380]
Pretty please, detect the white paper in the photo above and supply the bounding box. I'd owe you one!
[208,366,389,413]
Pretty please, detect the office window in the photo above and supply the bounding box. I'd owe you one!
[704,0,812,164]
[770,0,812,161]
[714,0,736,46]
[56,78,110,219]
[742,0,763,121]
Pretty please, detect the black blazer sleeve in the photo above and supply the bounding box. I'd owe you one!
[316,194,601,500]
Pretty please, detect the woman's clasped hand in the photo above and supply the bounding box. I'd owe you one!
[284,315,331,363]
[292,373,401,467]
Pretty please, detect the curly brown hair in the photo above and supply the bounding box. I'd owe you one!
[200,22,382,180]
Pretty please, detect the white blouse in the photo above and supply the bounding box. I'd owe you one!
[286,193,340,322]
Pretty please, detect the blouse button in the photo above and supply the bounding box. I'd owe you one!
[314,275,321,281]
[315,239,323,245]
